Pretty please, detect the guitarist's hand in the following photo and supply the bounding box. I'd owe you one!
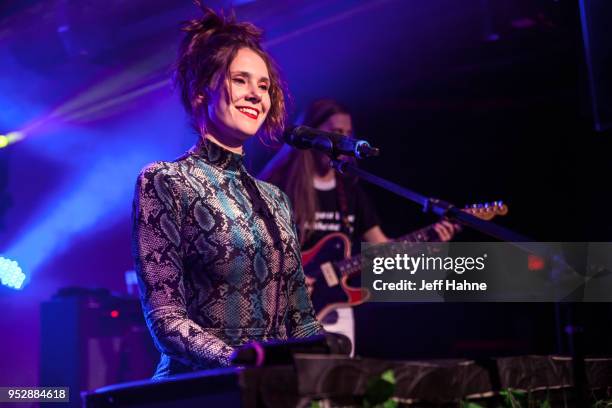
[433,220,460,241]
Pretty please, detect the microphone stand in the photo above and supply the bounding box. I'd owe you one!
[329,157,588,406]
[331,158,535,244]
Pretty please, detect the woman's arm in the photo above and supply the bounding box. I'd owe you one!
[286,264,325,338]
[280,191,324,338]
[132,163,235,368]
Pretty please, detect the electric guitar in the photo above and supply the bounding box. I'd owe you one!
[301,202,509,320]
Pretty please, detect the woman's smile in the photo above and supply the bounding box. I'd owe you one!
[236,106,260,120]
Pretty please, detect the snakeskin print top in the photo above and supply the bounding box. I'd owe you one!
[132,138,323,378]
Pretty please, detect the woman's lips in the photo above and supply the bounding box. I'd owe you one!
[236,106,259,120]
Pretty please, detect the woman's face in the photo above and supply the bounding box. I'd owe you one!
[313,112,353,174]
[207,47,271,145]
[317,113,352,137]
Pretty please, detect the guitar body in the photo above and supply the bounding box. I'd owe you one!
[301,202,508,321]
[302,232,370,320]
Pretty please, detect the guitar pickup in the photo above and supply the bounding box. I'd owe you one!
[320,262,339,287]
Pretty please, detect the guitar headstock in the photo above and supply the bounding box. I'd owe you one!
[462,201,508,220]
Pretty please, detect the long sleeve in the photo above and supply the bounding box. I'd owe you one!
[282,193,324,338]
[287,265,325,337]
[132,164,234,368]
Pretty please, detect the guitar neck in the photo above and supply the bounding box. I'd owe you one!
[334,224,440,276]
[394,224,441,244]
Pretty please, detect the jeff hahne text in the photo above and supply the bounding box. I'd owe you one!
[371,253,489,291]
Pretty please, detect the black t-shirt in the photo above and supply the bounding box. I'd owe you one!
[301,180,380,251]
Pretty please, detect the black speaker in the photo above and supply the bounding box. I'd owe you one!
[40,287,158,408]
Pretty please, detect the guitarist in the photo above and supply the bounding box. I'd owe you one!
[259,99,457,354]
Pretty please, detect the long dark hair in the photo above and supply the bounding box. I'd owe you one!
[174,2,287,144]
[259,99,350,244]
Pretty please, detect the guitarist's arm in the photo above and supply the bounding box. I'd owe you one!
[355,184,458,244]
[362,225,390,243]
[362,220,458,244]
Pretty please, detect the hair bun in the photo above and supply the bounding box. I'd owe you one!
[183,5,263,46]
[183,4,226,37]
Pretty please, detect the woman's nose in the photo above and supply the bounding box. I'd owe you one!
[245,93,261,103]
[244,82,262,103]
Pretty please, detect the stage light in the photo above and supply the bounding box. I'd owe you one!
[0,131,25,149]
[528,254,546,271]
[3,137,160,276]
[0,256,26,290]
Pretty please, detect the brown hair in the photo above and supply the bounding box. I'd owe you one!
[174,3,286,143]
[259,99,351,244]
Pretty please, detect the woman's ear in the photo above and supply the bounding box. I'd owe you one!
[193,92,206,111]
[194,90,213,122]
[192,91,210,135]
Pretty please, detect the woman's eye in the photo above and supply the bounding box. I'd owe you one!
[232,77,246,84]
[259,84,269,91]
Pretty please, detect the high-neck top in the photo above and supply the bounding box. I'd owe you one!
[188,138,245,173]
[132,138,323,378]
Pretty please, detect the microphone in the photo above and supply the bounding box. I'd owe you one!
[283,125,380,159]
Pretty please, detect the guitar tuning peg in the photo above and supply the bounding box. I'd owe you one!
[484,203,490,208]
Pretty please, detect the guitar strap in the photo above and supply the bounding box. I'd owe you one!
[334,173,353,237]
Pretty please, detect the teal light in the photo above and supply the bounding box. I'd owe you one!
[0,256,26,290]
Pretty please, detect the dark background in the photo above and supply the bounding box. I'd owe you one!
[1,0,611,391]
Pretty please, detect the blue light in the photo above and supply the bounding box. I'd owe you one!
[0,256,26,290]
[1,90,187,279]
[2,126,172,277]
[3,144,154,275]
